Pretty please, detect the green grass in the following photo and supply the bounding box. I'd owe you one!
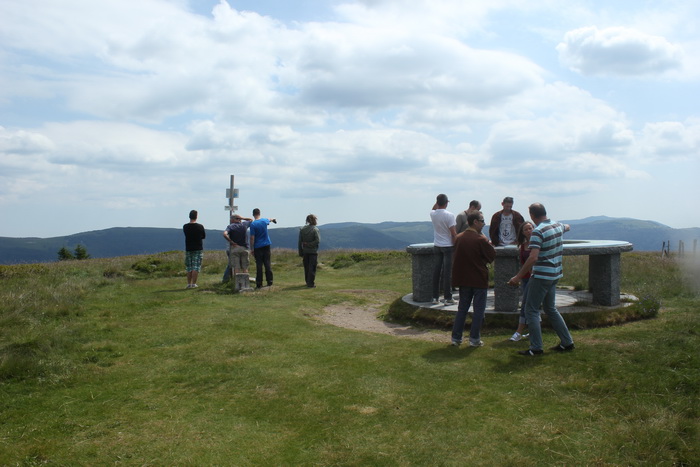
[1,250,698,465]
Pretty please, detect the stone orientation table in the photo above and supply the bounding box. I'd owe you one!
[406,240,633,311]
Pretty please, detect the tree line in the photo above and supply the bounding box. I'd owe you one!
[57,245,90,261]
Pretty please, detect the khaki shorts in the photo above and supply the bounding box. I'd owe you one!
[228,245,250,271]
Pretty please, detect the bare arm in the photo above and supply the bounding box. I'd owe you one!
[223,230,233,246]
[508,248,539,286]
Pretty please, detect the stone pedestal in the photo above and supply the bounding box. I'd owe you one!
[235,273,253,293]
[493,247,520,312]
[589,253,621,306]
[406,243,436,303]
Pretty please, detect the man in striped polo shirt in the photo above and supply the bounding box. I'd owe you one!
[508,203,575,356]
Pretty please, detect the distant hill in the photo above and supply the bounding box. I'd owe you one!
[0,218,698,265]
[558,216,699,252]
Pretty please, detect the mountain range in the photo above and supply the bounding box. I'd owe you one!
[1,216,698,265]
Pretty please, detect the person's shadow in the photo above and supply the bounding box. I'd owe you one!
[422,345,478,363]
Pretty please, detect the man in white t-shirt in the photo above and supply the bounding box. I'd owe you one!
[488,196,524,246]
[430,193,457,305]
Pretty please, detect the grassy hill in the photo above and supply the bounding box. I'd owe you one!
[0,249,698,464]
[1,218,698,264]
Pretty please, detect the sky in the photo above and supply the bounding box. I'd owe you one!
[1,0,699,238]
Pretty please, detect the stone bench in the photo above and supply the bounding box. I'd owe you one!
[406,240,633,311]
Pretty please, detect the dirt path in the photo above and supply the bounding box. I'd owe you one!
[318,289,449,343]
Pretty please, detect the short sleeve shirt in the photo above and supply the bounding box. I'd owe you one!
[529,219,565,280]
[225,221,251,249]
[249,218,272,248]
[183,223,206,251]
[499,213,517,245]
[430,209,456,247]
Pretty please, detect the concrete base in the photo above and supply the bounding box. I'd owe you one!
[403,289,636,315]
[407,240,634,312]
[234,273,254,292]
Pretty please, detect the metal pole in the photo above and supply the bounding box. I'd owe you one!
[229,175,235,214]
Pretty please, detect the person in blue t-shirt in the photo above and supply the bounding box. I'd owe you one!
[249,208,277,288]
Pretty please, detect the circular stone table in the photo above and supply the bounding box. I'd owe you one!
[406,239,633,311]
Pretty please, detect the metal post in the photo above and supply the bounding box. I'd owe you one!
[229,175,235,215]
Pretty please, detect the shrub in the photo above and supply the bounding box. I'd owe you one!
[74,244,90,260]
[0,341,43,380]
[131,253,181,276]
[0,264,51,278]
[57,247,74,261]
[330,251,408,269]
[637,294,661,317]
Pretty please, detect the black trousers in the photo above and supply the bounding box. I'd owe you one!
[303,253,318,286]
[253,245,273,287]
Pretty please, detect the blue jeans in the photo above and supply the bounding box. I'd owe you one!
[525,278,573,351]
[518,277,530,325]
[222,249,232,282]
[451,287,487,345]
[432,246,453,300]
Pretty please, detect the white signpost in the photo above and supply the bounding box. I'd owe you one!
[223,175,253,292]
[224,175,239,215]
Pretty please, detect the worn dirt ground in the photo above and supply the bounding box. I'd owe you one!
[317,289,449,343]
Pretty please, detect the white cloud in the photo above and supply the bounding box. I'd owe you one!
[0,127,54,154]
[0,0,698,236]
[483,82,633,162]
[557,26,684,76]
[635,120,700,162]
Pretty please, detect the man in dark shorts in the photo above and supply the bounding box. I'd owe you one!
[183,210,206,289]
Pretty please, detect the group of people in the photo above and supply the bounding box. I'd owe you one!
[182,209,321,290]
[184,197,575,356]
[430,195,575,356]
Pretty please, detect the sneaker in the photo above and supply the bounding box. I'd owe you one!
[550,343,575,352]
[509,332,522,342]
[451,339,461,346]
[518,349,544,356]
[432,298,440,305]
[469,340,484,347]
[443,299,455,306]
